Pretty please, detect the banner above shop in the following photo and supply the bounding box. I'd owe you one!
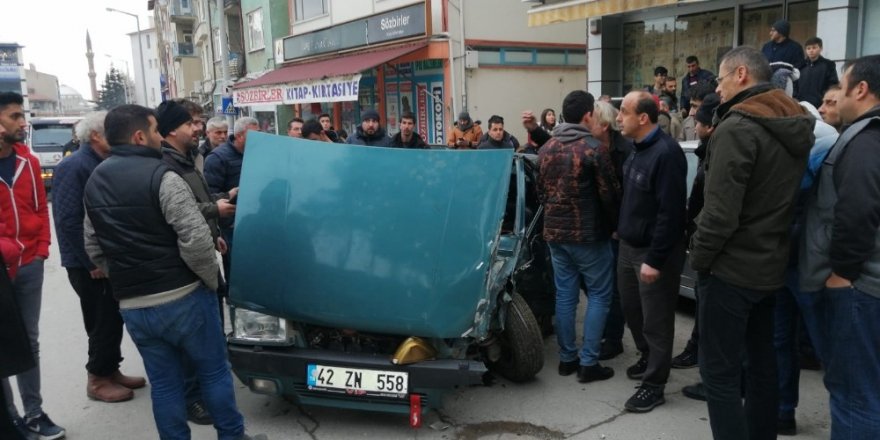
[233,74,363,107]
[280,3,425,62]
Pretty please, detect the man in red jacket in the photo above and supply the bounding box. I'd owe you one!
[0,92,64,439]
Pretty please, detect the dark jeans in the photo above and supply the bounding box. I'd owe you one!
[67,268,124,376]
[773,266,823,419]
[0,388,24,440]
[617,241,684,388]
[1,260,46,419]
[602,240,625,345]
[120,286,244,439]
[822,286,880,439]
[698,273,778,440]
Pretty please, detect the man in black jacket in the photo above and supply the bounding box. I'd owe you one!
[615,91,687,413]
[800,54,880,439]
[795,37,839,108]
[692,46,813,440]
[53,110,147,404]
[84,104,260,440]
[762,19,805,68]
[388,112,427,148]
[477,115,520,150]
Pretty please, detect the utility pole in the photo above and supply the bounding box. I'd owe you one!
[106,8,149,106]
[218,0,232,127]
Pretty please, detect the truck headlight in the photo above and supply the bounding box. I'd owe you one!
[231,308,290,344]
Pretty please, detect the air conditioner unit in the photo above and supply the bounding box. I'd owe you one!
[522,0,544,4]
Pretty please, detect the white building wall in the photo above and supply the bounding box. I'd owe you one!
[466,68,586,141]
[130,29,163,107]
[463,0,586,43]
[443,0,587,120]
[290,0,423,36]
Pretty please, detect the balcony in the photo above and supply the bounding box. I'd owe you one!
[172,42,195,58]
[224,0,240,11]
[170,0,196,22]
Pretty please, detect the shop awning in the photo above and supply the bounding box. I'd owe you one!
[233,43,427,107]
[527,0,678,27]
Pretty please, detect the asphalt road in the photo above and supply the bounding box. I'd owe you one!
[6,205,832,439]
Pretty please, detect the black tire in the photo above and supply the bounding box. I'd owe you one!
[488,292,544,382]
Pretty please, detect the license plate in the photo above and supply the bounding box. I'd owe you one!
[307,364,408,397]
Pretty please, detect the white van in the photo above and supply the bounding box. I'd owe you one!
[26,116,82,190]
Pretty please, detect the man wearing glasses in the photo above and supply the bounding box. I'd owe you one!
[689,46,814,440]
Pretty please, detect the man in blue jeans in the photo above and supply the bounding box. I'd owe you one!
[800,54,880,439]
[83,104,262,440]
[537,90,620,383]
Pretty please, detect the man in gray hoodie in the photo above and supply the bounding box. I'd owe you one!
[537,90,621,385]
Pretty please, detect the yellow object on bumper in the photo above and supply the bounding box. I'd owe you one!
[392,337,437,365]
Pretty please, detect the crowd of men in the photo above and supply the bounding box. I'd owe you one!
[527,38,879,440]
[0,92,266,439]
[0,17,878,440]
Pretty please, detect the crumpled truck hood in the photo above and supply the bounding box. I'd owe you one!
[229,132,514,338]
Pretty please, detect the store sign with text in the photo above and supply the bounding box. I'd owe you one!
[234,75,362,107]
[281,4,425,61]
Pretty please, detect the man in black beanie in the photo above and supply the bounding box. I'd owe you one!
[345,108,389,147]
[157,99,237,425]
[762,19,805,67]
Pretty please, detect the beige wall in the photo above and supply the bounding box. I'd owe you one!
[461,0,586,43]
[25,68,60,102]
[466,67,586,142]
[175,57,204,97]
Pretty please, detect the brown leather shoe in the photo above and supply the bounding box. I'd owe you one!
[88,374,134,402]
[111,370,147,389]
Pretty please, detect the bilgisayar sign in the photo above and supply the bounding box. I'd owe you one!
[233,74,362,107]
[282,3,425,61]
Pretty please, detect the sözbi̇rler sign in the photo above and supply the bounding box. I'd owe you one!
[233,74,362,107]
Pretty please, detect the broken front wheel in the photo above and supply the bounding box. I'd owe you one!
[487,292,544,382]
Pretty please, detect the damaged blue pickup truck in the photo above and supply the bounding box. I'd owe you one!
[226,132,554,422]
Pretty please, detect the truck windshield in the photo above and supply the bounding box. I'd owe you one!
[32,125,73,146]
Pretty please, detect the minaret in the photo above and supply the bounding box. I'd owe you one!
[86,30,98,102]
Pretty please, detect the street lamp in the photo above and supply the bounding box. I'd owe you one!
[106,7,148,106]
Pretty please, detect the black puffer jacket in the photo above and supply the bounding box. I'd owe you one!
[537,123,621,244]
[346,126,390,147]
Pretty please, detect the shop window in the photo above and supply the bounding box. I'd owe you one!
[474,47,584,67]
[568,52,586,67]
[502,49,534,64]
[535,51,567,65]
[247,8,265,51]
[623,10,734,93]
[623,18,676,93]
[673,10,735,78]
[787,1,818,47]
[478,50,501,65]
[863,0,880,55]
[740,5,783,51]
[295,0,328,22]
